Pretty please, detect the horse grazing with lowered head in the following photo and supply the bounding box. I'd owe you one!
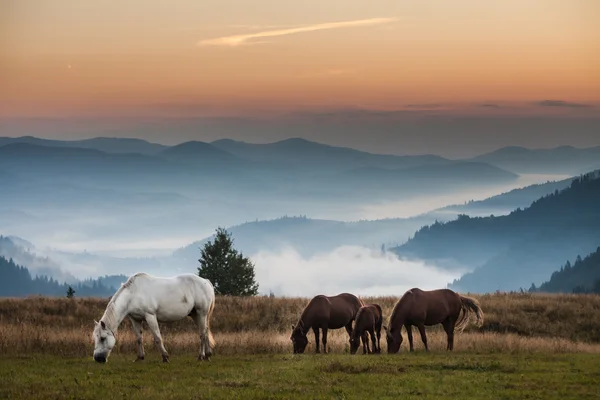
[384,288,484,353]
[92,272,216,363]
[290,293,363,354]
[349,303,383,355]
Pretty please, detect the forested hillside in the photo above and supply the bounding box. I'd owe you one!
[392,171,600,292]
[0,256,126,297]
[535,247,600,294]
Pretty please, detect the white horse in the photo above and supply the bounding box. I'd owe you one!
[92,272,216,363]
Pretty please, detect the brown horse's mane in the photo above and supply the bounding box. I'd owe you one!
[295,296,320,330]
[389,289,414,327]
[354,306,367,324]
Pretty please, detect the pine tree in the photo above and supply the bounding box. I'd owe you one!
[66,286,75,298]
[197,227,259,296]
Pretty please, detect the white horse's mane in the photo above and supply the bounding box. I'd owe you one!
[101,272,147,330]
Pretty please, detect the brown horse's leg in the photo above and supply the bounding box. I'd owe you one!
[416,323,428,352]
[321,326,329,354]
[405,324,414,352]
[312,327,320,353]
[442,318,455,351]
[361,332,369,354]
[376,325,382,353]
[344,322,353,351]
[369,327,377,354]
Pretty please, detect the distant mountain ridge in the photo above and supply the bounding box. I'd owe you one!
[210,137,451,172]
[0,136,166,155]
[469,145,600,175]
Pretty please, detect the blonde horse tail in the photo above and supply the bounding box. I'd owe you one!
[207,295,216,348]
[455,294,484,334]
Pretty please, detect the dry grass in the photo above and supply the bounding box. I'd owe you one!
[1,292,600,358]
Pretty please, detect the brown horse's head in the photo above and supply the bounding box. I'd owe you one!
[384,325,403,353]
[290,324,309,354]
[349,333,361,355]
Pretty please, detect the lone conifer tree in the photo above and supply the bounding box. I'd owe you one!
[66,286,75,298]
[197,227,259,296]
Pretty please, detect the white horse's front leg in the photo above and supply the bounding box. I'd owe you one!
[129,317,145,361]
[145,314,169,363]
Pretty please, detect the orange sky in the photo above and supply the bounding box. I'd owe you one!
[1,0,599,117]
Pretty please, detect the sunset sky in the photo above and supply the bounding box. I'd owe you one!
[1,0,599,155]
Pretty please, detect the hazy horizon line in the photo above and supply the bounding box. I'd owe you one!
[1,133,600,160]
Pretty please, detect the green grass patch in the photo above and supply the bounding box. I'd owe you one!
[1,352,599,399]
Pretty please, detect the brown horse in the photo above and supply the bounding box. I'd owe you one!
[349,304,383,355]
[290,293,363,354]
[384,288,484,353]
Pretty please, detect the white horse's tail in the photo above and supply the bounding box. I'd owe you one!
[207,296,216,348]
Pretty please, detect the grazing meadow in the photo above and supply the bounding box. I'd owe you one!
[1,292,600,399]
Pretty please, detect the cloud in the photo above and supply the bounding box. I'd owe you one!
[536,100,592,109]
[250,245,463,297]
[478,103,502,108]
[404,103,445,110]
[198,17,397,47]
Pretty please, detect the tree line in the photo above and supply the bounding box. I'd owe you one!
[532,247,600,294]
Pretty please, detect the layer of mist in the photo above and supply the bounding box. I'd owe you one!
[251,246,464,297]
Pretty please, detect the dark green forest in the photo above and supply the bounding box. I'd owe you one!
[534,247,600,294]
[392,170,600,292]
[0,256,125,297]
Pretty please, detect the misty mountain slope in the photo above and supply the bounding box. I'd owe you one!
[535,247,600,293]
[343,161,517,182]
[172,177,575,263]
[211,137,452,172]
[0,143,189,179]
[0,143,270,194]
[469,145,600,175]
[0,141,519,204]
[316,161,518,197]
[0,136,167,155]
[0,235,78,284]
[437,176,573,216]
[392,171,600,292]
[172,215,438,262]
[0,256,128,297]
[0,163,197,211]
[159,141,249,168]
[0,235,166,281]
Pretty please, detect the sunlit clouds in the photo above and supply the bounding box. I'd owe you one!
[197,17,398,47]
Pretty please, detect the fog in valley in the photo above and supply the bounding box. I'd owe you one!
[252,246,464,297]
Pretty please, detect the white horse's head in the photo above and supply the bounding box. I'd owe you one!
[92,320,116,363]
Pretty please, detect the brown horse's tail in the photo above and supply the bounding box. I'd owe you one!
[207,296,216,348]
[455,294,484,334]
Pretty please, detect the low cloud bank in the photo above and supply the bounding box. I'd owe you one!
[251,246,462,297]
